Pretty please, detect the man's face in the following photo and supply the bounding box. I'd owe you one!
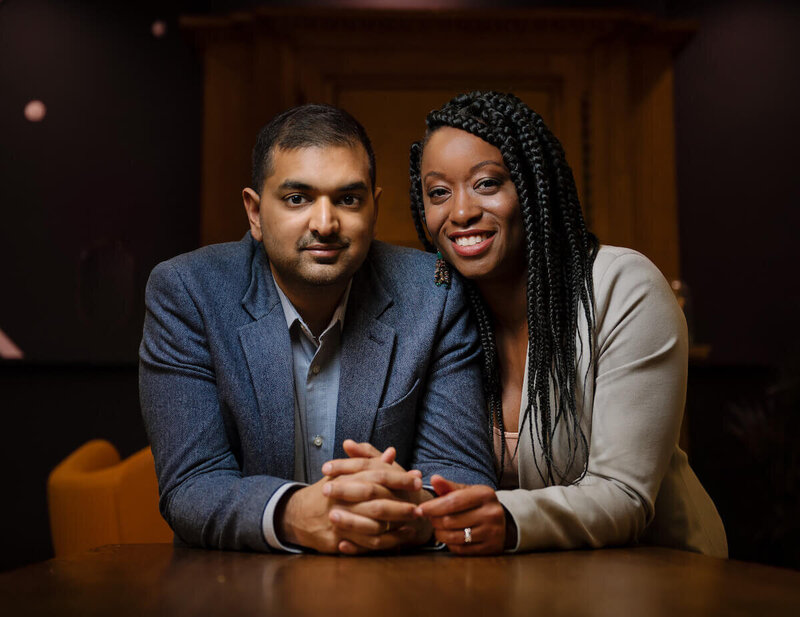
[243,144,380,298]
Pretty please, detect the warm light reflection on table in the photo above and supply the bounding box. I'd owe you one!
[2,544,799,616]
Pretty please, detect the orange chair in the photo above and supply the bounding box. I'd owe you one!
[47,439,173,556]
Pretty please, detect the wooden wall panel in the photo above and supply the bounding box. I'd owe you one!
[184,9,693,280]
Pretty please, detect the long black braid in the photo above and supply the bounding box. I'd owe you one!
[409,91,598,485]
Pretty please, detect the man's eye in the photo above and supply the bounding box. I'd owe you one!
[340,194,360,206]
[285,194,308,206]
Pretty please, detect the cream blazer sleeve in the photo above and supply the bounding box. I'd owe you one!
[496,247,727,557]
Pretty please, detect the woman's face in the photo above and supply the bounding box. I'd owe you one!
[421,127,525,283]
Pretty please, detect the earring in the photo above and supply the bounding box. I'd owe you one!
[434,251,451,288]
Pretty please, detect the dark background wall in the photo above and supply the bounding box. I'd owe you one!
[1,0,798,570]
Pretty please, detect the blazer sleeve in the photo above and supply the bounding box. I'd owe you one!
[410,275,497,488]
[139,261,288,551]
[496,252,688,551]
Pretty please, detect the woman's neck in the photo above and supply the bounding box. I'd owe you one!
[476,269,528,334]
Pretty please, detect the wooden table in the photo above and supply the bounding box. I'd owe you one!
[2,544,799,616]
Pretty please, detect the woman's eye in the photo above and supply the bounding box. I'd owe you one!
[427,187,449,200]
[476,178,501,191]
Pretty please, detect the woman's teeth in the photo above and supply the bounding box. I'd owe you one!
[454,235,488,247]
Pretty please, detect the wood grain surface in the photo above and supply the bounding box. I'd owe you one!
[2,544,800,616]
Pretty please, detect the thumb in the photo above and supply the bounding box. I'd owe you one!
[342,439,382,459]
[430,475,465,496]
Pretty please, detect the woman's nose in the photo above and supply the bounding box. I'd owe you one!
[449,191,482,227]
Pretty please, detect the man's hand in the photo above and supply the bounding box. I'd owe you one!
[414,475,512,555]
[321,440,434,554]
[275,462,424,554]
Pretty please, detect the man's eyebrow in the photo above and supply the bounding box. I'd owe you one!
[338,181,369,192]
[278,180,315,191]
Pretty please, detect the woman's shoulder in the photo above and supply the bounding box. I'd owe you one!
[591,244,685,340]
[592,244,670,295]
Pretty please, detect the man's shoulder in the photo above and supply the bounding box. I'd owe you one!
[363,241,468,312]
[366,240,437,282]
[152,233,255,284]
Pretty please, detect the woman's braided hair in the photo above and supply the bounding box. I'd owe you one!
[410,91,599,485]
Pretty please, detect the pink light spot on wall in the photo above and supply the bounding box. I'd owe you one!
[151,20,167,38]
[0,328,24,359]
[24,100,46,122]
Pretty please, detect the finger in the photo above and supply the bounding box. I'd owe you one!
[342,439,383,458]
[430,475,465,496]
[338,540,369,555]
[323,480,395,502]
[338,526,417,552]
[415,485,494,518]
[321,457,374,477]
[324,476,422,502]
[358,469,423,492]
[428,499,505,530]
[329,508,385,535]
[347,498,420,522]
[322,457,417,480]
[433,525,486,546]
[380,446,396,465]
[445,541,499,556]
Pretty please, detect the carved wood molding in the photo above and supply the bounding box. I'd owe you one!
[183,8,694,280]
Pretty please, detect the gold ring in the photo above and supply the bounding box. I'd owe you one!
[383,520,391,534]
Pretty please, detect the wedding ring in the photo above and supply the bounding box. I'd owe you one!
[464,527,473,544]
[382,520,391,534]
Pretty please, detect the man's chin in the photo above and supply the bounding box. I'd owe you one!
[296,264,357,288]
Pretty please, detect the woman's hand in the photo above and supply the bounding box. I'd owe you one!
[415,475,512,555]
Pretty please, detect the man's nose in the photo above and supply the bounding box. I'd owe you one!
[308,198,340,237]
[449,190,482,227]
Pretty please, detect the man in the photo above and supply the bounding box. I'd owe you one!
[139,104,494,554]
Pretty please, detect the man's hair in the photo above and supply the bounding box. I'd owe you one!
[251,104,376,193]
[409,91,599,487]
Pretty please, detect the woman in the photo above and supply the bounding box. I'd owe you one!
[408,91,727,556]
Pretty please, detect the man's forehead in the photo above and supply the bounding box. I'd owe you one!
[267,143,370,184]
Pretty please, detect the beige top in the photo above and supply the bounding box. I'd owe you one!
[492,427,520,490]
[495,246,728,557]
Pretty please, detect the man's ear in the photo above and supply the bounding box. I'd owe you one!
[371,186,382,231]
[242,188,263,242]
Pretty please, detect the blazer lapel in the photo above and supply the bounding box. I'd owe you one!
[334,260,395,459]
[238,247,295,480]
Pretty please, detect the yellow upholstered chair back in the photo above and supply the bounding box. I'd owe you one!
[47,439,173,556]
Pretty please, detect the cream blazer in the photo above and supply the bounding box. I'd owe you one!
[496,246,728,557]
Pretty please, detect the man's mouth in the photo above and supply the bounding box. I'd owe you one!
[301,239,349,261]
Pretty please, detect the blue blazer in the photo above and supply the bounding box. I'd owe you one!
[139,233,496,551]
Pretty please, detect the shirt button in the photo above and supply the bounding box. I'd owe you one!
[311,365,321,375]
[312,435,324,448]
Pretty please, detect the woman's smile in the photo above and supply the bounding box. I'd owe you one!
[449,229,497,257]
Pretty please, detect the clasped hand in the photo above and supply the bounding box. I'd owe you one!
[278,439,430,554]
[414,475,510,555]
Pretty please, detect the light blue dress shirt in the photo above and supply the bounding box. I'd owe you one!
[261,280,351,551]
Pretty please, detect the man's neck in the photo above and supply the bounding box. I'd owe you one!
[270,268,348,338]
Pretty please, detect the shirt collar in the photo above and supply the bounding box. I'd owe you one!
[273,278,352,344]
